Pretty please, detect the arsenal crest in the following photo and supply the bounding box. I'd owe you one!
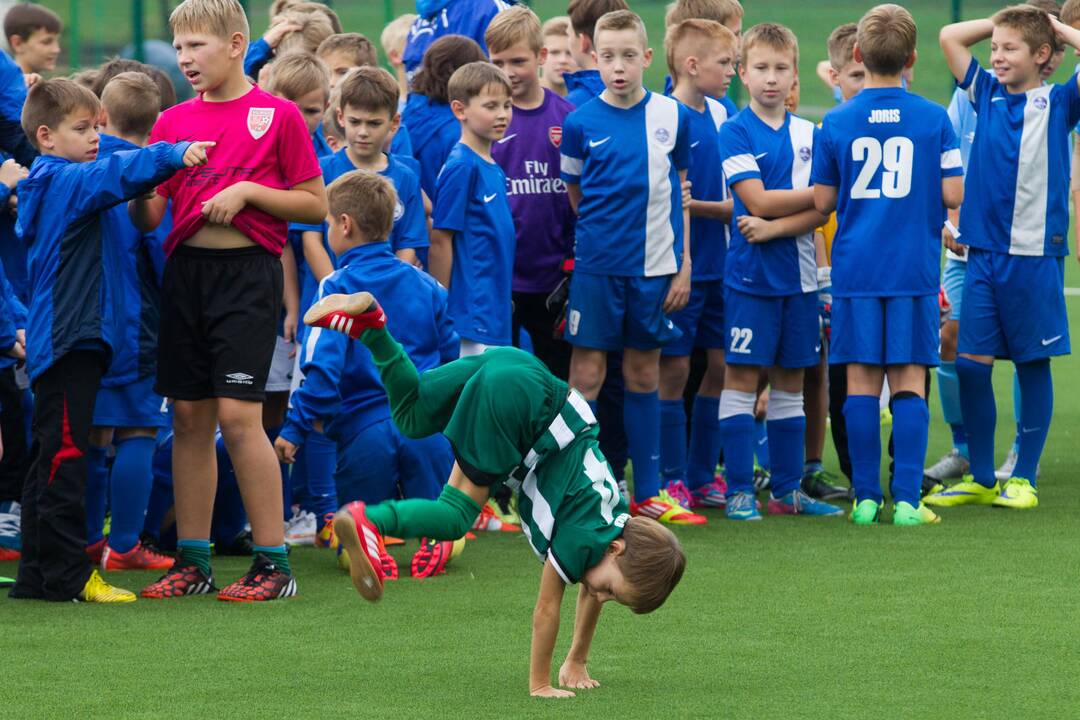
[549,126,562,148]
[247,107,275,140]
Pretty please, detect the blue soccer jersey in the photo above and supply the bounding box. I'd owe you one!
[560,91,691,277]
[720,109,817,296]
[681,96,731,281]
[432,142,516,346]
[811,87,962,297]
[959,58,1080,257]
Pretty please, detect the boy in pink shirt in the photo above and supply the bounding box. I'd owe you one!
[131,0,326,602]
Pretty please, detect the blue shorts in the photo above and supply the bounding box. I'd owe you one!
[941,257,966,322]
[959,249,1069,362]
[662,279,726,356]
[333,419,453,505]
[724,287,819,368]
[830,295,940,367]
[565,273,682,351]
[93,376,167,428]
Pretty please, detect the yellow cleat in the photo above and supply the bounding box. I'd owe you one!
[77,570,136,603]
[923,476,999,507]
[992,478,1038,509]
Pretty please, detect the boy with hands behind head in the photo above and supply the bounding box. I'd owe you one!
[926,4,1080,511]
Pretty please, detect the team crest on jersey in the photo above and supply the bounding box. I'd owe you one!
[394,200,404,221]
[798,146,812,162]
[247,107,275,140]
[1033,96,1048,110]
[549,126,562,148]
[654,127,671,143]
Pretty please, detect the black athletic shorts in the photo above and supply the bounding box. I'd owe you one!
[156,245,282,402]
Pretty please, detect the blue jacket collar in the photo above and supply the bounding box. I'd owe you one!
[338,241,394,267]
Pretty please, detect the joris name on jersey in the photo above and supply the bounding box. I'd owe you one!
[868,108,901,124]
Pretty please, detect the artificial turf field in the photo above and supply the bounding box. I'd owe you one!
[7,1,1080,716]
[4,289,1080,719]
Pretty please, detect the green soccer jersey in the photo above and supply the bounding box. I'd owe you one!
[509,391,632,584]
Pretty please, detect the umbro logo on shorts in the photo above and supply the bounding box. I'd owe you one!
[225,372,255,385]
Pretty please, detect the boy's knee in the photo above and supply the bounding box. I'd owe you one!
[622,349,660,392]
[569,348,606,396]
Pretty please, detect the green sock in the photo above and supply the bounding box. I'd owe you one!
[254,544,291,575]
[177,539,212,575]
[366,484,482,541]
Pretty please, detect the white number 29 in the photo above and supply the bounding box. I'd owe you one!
[850,136,914,200]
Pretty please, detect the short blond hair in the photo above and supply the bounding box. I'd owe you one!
[485,5,543,55]
[666,0,743,27]
[268,52,329,102]
[992,4,1057,58]
[740,22,798,67]
[101,71,160,138]
[447,61,511,105]
[594,9,648,50]
[616,517,686,615]
[280,1,342,33]
[856,5,916,76]
[380,13,417,60]
[323,84,345,141]
[1062,0,1080,25]
[22,78,101,150]
[270,0,303,18]
[317,33,378,68]
[328,171,397,243]
[542,16,572,40]
[275,10,335,56]
[826,23,858,70]
[169,0,249,41]
[339,65,399,116]
[665,18,736,79]
[71,68,100,90]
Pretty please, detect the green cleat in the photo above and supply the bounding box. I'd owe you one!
[992,478,1038,509]
[892,501,940,526]
[923,475,999,507]
[850,499,881,525]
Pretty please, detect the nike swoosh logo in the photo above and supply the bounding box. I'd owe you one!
[1041,335,1062,346]
[589,137,611,148]
[691,141,701,148]
[497,133,517,144]
[483,193,497,203]
[991,97,1005,103]
[754,152,768,160]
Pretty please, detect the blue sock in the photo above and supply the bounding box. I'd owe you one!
[804,459,824,474]
[766,416,805,497]
[624,390,661,501]
[891,394,930,507]
[754,418,770,469]
[1014,360,1052,486]
[937,361,968,458]
[719,414,754,495]
[659,399,687,483]
[107,436,156,553]
[1012,367,1022,454]
[686,395,722,490]
[843,395,882,503]
[144,435,173,540]
[303,432,339,518]
[956,357,997,487]
[266,423,291,515]
[85,445,109,545]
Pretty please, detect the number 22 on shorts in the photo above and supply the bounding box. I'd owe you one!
[730,327,753,354]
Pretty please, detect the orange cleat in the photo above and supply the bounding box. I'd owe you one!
[332,501,386,602]
[101,541,174,571]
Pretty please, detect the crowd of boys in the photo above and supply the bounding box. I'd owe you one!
[0,0,1073,690]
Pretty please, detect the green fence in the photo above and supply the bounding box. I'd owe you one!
[47,0,1016,112]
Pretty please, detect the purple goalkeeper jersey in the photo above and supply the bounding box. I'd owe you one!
[492,89,576,294]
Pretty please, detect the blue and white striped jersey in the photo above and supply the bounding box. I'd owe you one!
[560,91,691,277]
[720,108,818,296]
[959,58,1080,257]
